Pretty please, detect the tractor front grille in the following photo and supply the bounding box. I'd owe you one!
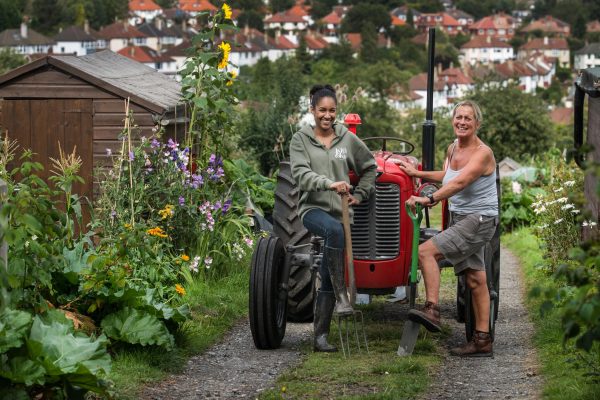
[351,183,400,260]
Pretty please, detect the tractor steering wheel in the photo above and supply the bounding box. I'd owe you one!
[361,137,415,155]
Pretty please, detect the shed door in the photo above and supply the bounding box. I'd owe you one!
[2,98,93,206]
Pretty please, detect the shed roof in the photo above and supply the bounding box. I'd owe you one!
[0,50,181,114]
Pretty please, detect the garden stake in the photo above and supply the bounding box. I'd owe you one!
[335,193,368,358]
[398,203,423,356]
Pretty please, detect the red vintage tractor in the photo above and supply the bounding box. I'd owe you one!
[249,30,501,350]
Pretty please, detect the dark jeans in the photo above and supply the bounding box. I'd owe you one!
[302,208,344,292]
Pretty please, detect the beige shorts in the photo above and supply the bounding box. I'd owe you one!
[432,213,498,275]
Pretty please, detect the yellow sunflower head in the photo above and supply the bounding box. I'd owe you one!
[222,3,232,20]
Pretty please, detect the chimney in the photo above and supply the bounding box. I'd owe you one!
[20,21,28,39]
[450,61,454,69]
[264,30,268,44]
[130,47,135,57]
[155,17,163,31]
[275,29,280,44]
[244,24,249,36]
[486,35,491,44]
[543,36,548,45]
[84,19,90,34]
[507,59,513,71]
[386,36,391,49]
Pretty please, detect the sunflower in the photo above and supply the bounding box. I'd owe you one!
[222,3,232,20]
[218,42,231,69]
[226,70,237,86]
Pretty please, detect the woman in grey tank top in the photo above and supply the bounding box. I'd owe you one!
[398,100,498,358]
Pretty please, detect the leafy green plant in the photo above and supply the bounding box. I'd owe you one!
[531,154,584,272]
[500,178,544,232]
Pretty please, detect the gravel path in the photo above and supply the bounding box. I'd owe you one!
[141,246,542,400]
[141,320,312,399]
[422,246,543,400]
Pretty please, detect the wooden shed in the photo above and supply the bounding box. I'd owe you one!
[0,50,186,204]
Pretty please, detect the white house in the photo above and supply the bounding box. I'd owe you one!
[518,37,570,68]
[117,45,177,75]
[98,22,147,53]
[128,0,163,25]
[574,43,600,70]
[53,24,106,55]
[460,35,514,66]
[0,22,54,55]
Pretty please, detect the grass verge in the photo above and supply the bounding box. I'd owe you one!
[503,227,598,400]
[109,269,249,398]
[259,294,451,399]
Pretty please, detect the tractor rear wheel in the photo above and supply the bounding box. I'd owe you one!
[273,161,314,322]
[249,236,287,349]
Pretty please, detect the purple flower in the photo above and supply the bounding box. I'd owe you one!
[151,138,160,148]
[129,151,135,161]
[222,199,232,214]
[191,174,203,189]
[179,196,185,206]
[213,201,222,210]
[167,138,178,149]
[208,154,216,166]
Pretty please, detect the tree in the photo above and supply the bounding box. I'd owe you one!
[359,22,378,64]
[236,58,306,175]
[0,0,25,31]
[270,0,294,13]
[466,83,554,162]
[296,33,312,74]
[0,48,27,75]
[341,3,391,33]
[237,10,264,31]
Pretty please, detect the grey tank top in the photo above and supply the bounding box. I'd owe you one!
[442,143,498,217]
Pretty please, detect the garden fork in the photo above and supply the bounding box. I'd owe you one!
[336,193,369,358]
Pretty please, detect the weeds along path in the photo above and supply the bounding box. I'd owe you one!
[141,320,312,399]
[423,246,543,400]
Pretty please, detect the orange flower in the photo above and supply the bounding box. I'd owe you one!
[181,254,190,261]
[175,284,186,296]
[146,227,168,238]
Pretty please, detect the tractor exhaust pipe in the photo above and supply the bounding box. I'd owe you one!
[422,28,436,172]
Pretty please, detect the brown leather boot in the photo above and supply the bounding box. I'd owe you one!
[408,301,441,332]
[450,331,493,357]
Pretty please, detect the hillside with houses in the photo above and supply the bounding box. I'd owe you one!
[0,0,599,121]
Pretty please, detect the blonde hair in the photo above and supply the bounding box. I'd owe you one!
[452,100,483,127]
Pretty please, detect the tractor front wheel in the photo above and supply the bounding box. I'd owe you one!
[249,236,288,349]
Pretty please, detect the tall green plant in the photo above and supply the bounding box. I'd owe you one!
[179,3,238,166]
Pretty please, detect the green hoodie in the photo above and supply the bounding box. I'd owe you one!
[290,122,377,222]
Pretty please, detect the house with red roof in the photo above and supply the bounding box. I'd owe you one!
[390,6,421,27]
[415,12,464,35]
[53,23,106,56]
[264,4,313,43]
[587,20,600,33]
[439,66,474,102]
[518,37,569,68]
[469,12,517,40]
[303,32,330,56]
[447,8,474,28]
[460,35,514,66]
[129,0,163,25]
[178,0,217,16]
[493,57,554,93]
[117,45,177,75]
[98,21,147,52]
[521,15,570,37]
[320,6,351,43]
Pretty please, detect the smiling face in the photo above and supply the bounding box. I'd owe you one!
[452,105,479,138]
[311,96,337,133]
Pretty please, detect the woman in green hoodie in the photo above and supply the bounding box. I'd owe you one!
[290,84,377,352]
